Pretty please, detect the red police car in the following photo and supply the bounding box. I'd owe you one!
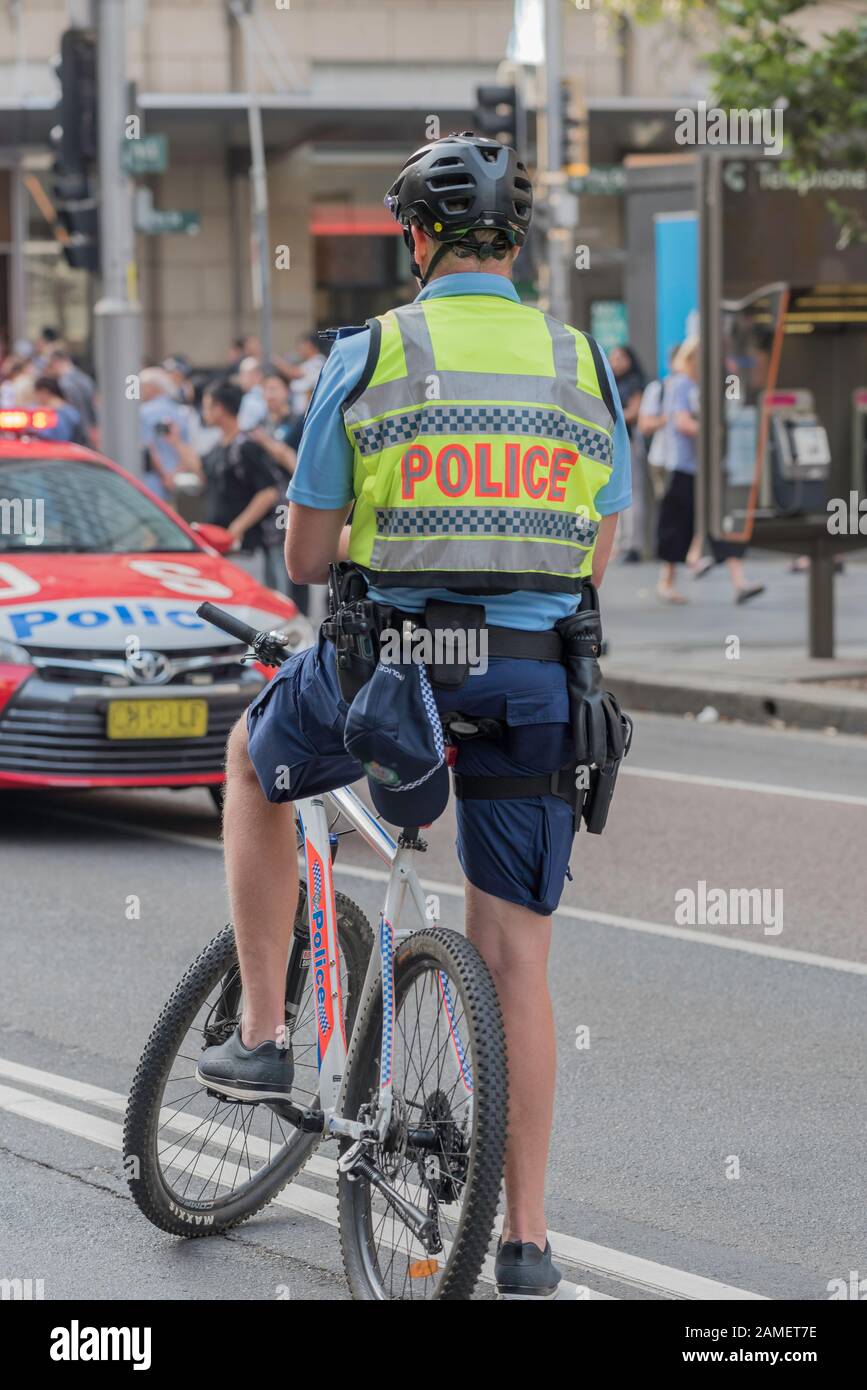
[0,412,311,808]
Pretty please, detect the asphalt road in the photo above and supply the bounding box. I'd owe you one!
[1,711,865,1301]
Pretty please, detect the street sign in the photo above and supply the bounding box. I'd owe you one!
[140,208,200,235]
[122,134,168,175]
[568,165,626,196]
[135,187,199,235]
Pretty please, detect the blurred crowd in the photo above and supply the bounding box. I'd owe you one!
[1,323,769,616]
[0,327,326,615]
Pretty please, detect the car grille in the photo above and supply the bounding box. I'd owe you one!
[0,700,244,777]
[25,643,249,689]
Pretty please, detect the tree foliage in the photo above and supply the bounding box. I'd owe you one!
[605,0,867,241]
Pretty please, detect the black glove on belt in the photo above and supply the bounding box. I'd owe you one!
[555,587,626,767]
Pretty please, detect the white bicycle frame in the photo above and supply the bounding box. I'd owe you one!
[294,784,471,1146]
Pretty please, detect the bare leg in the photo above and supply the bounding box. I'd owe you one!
[223,716,299,1048]
[726,556,745,593]
[464,881,554,1250]
[657,561,686,602]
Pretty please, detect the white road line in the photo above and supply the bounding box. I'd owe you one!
[0,1076,603,1300]
[622,764,867,809]
[38,808,867,976]
[0,1058,768,1300]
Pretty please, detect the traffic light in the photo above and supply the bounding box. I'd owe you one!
[473,85,519,146]
[51,161,99,272]
[560,81,585,173]
[58,28,98,168]
[52,28,99,272]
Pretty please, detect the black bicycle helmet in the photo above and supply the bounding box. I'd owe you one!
[384,131,533,283]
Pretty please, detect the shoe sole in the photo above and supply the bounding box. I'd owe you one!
[495,1286,560,1301]
[195,1067,293,1103]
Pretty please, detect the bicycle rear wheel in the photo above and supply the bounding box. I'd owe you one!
[124,890,371,1237]
[338,927,507,1300]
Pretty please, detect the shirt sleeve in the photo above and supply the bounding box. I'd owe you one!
[287,332,370,510]
[594,354,633,516]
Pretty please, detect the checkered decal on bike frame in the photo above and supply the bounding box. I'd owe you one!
[374,506,599,546]
[379,916,395,1088]
[351,405,612,464]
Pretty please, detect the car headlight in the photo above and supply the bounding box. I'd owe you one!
[0,637,32,665]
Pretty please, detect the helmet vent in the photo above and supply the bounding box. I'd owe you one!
[427,173,475,191]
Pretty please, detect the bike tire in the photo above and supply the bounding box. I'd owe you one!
[338,927,507,1300]
[124,892,372,1237]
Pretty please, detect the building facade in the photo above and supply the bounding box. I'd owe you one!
[0,0,714,368]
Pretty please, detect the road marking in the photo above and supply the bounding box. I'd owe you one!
[37,808,867,976]
[0,1075,605,1300]
[0,1058,769,1299]
[622,764,867,810]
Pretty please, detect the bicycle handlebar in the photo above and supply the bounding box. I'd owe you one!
[197,602,260,647]
[196,602,293,667]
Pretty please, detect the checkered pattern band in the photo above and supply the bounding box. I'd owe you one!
[375,506,599,546]
[351,404,612,463]
[390,661,445,792]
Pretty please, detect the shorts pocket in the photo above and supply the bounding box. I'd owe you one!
[504,689,570,770]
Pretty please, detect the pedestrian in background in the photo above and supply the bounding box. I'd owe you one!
[638,345,679,504]
[608,344,647,562]
[139,366,193,501]
[162,354,195,407]
[250,368,309,613]
[656,337,700,603]
[31,376,83,442]
[198,380,279,580]
[45,348,98,444]
[656,338,764,605]
[276,332,326,416]
[237,357,268,431]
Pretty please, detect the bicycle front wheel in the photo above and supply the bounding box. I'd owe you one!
[338,927,507,1300]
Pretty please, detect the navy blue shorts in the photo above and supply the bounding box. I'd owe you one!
[246,630,576,916]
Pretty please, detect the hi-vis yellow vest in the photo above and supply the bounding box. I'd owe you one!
[342,293,617,594]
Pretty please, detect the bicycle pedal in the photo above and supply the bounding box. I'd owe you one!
[265,1099,325,1132]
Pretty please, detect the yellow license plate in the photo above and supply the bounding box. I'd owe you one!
[106,698,209,740]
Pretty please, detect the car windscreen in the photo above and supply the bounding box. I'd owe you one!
[0,458,197,554]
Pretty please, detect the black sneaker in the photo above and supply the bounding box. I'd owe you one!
[494,1239,562,1300]
[196,1026,293,1102]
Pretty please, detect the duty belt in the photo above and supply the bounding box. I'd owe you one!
[375,603,564,665]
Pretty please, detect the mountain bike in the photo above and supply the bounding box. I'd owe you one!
[124,603,508,1300]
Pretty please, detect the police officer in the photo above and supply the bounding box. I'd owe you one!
[199,133,631,1299]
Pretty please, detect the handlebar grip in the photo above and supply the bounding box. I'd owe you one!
[196,602,260,647]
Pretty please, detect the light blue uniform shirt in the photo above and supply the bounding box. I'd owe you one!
[139,394,192,501]
[288,273,631,630]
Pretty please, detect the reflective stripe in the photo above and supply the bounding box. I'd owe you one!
[369,530,593,577]
[343,302,614,431]
[545,315,579,386]
[350,404,613,462]
[395,301,436,382]
[374,505,599,544]
[346,372,613,428]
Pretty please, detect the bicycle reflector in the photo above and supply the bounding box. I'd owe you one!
[0,408,58,432]
[408,1258,440,1279]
